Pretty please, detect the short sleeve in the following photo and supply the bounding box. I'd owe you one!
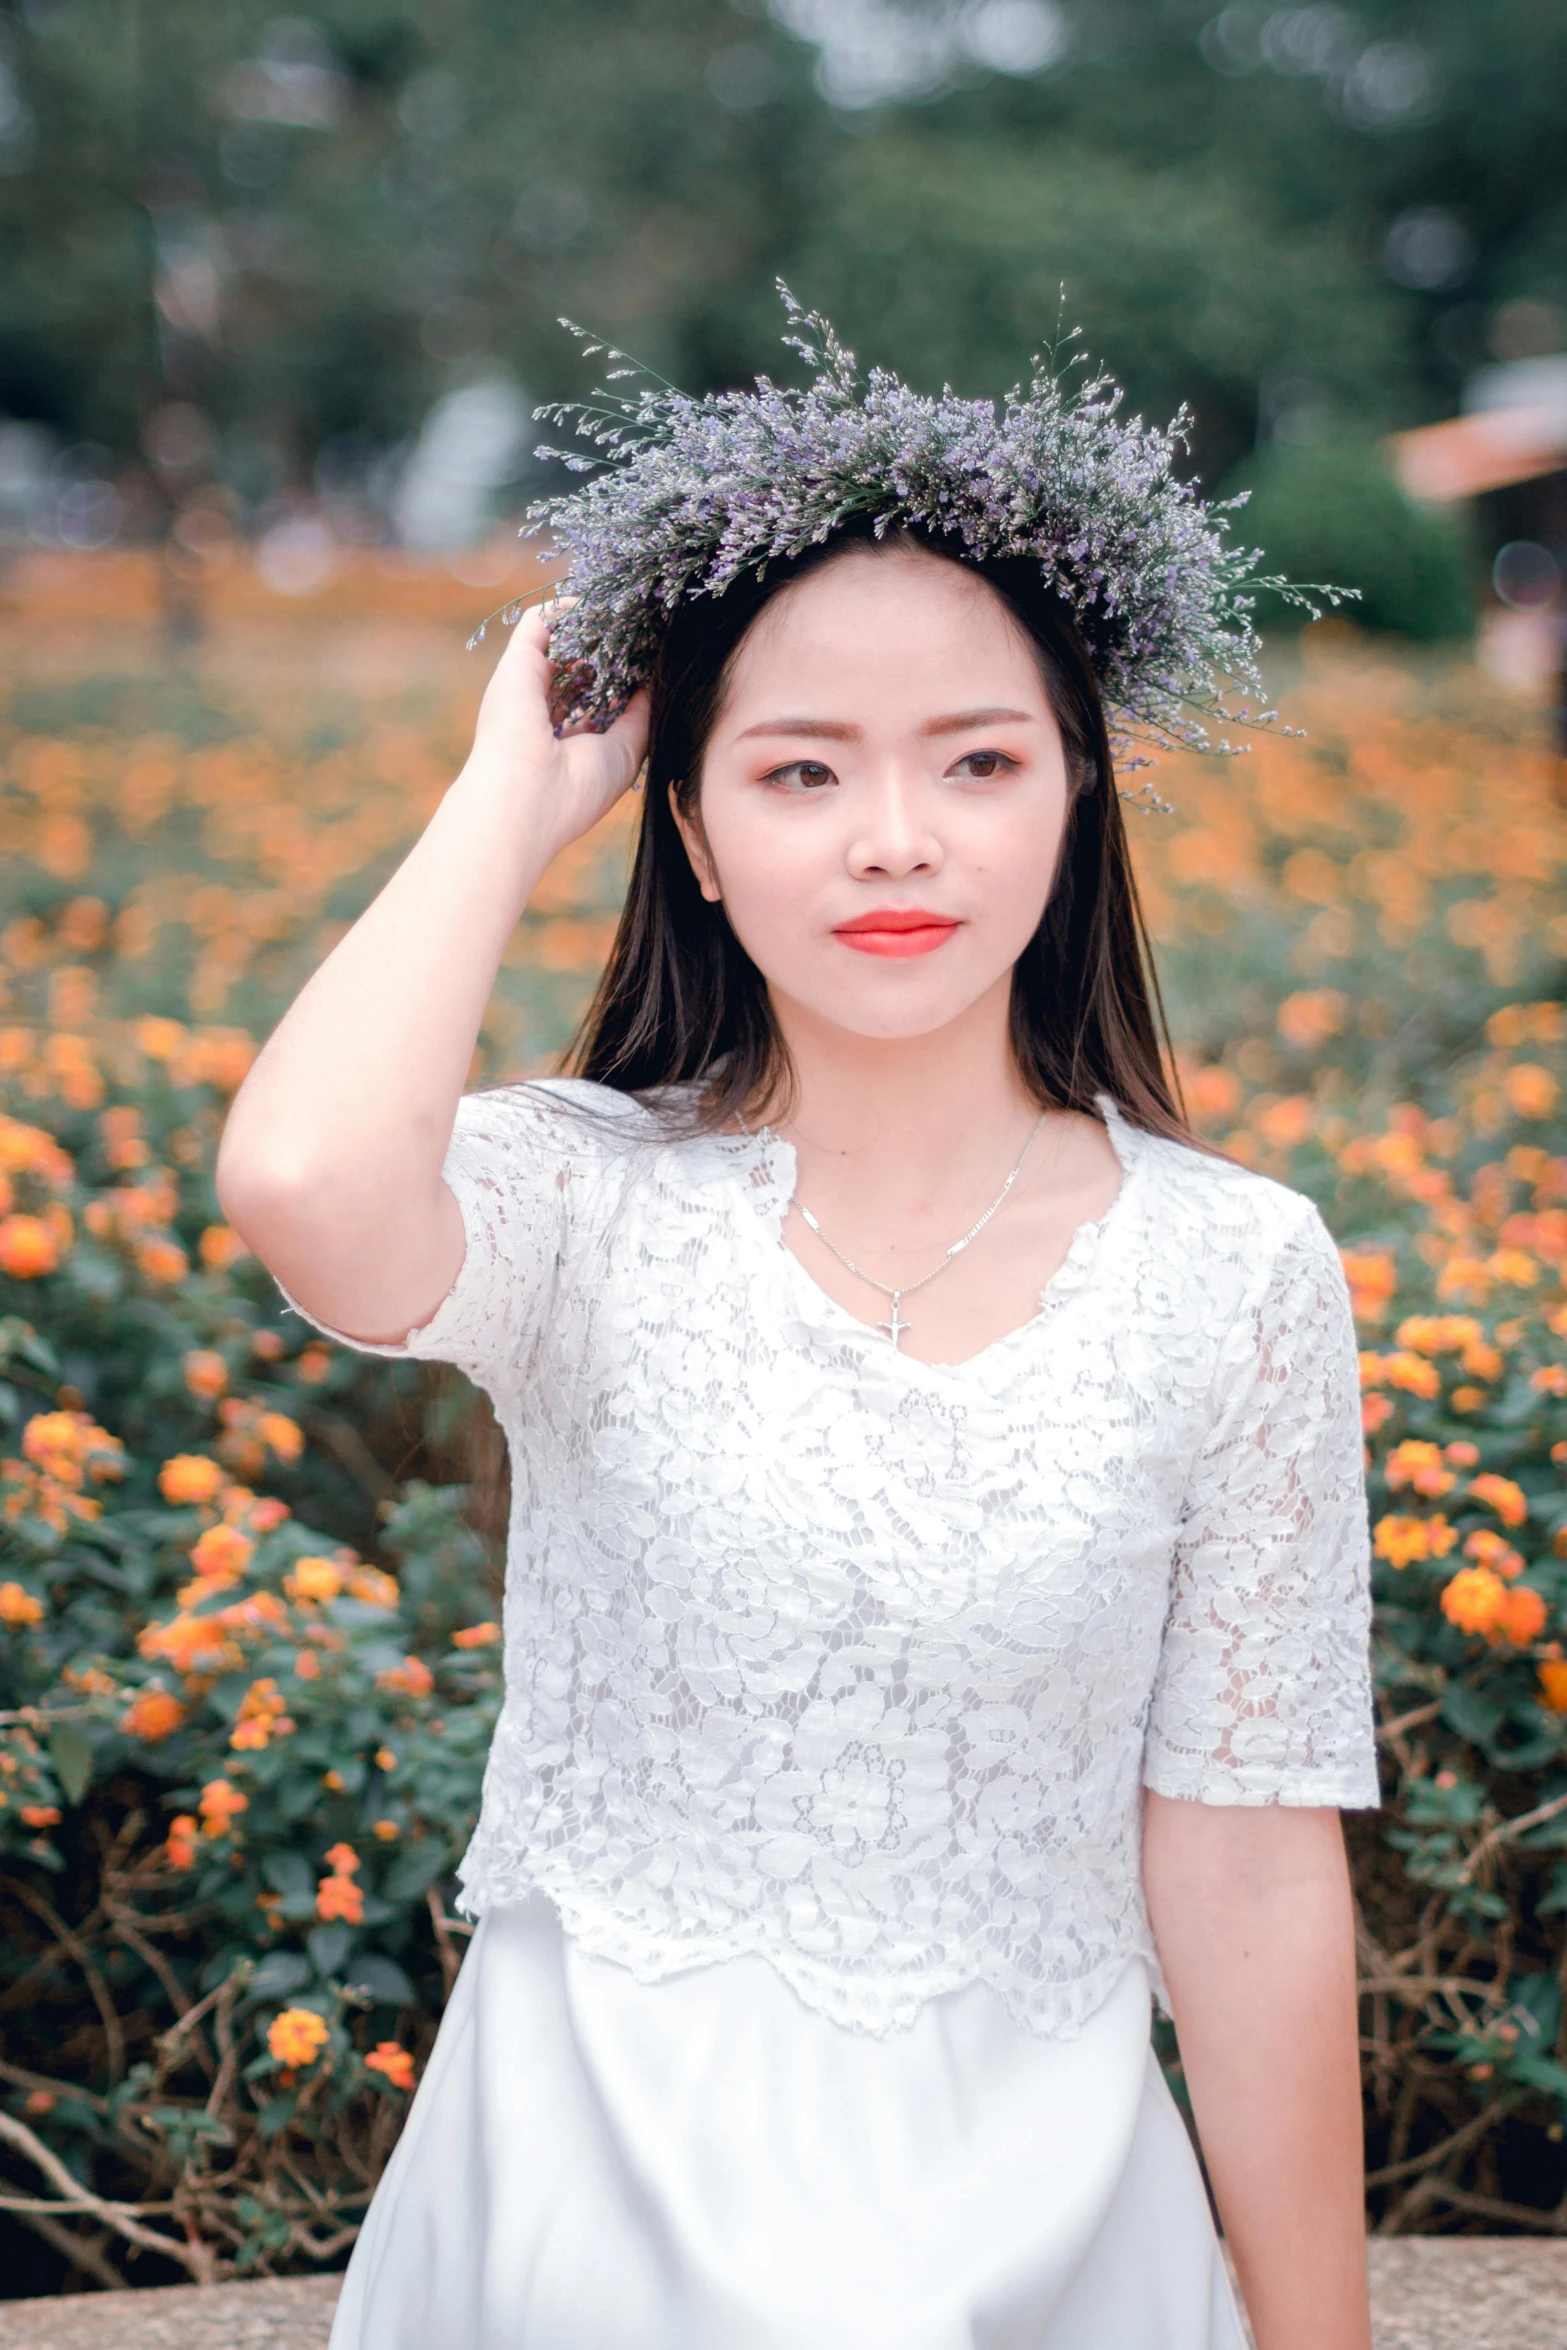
[1143,1200,1379,1810]
[274,1083,588,1395]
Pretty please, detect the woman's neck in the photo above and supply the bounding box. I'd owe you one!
[762,976,1040,1212]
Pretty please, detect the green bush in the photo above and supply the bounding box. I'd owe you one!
[1223,437,1476,643]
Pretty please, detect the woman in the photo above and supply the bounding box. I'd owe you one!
[218,307,1378,2350]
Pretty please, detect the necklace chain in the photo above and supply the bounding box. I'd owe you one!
[741,1111,1049,1349]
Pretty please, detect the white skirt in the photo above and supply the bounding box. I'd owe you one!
[330,1894,1249,2350]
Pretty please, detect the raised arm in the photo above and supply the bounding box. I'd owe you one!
[216,611,648,1346]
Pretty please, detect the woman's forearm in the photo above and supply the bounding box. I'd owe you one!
[216,614,647,1342]
[1143,1794,1371,2350]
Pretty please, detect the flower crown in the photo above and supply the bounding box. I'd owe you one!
[479,286,1346,807]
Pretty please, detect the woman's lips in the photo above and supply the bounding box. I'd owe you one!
[833,911,961,959]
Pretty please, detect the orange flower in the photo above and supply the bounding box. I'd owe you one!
[1468,1473,1528,1529]
[121,1689,187,1743]
[1384,1441,1453,1498]
[1495,1586,1548,1646]
[22,1410,125,1487]
[1445,1440,1481,1467]
[1362,1394,1394,1435]
[345,1564,399,1608]
[166,1814,199,1869]
[198,1777,249,1836]
[1184,1065,1240,1123]
[376,1655,434,1698]
[258,1411,303,1464]
[0,1115,72,1184]
[365,2042,415,2091]
[138,1610,236,1674]
[199,1224,247,1270]
[1441,1566,1509,1635]
[286,1555,342,1605]
[294,1647,321,1681]
[190,1522,255,1585]
[452,1621,500,1649]
[267,2008,329,2069]
[136,1236,189,1284]
[1463,1528,1524,1579]
[296,1344,332,1384]
[159,1453,225,1507]
[1385,1351,1442,1400]
[1539,1661,1567,1714]
[230,1677,295,1752]
[0,1581,45,1627]
[1504,1064,1558,1120]
[372,1818,401,1841]
[0,1215,58,1277]
[183,1349,228,1399]
[1374,1515,1457,1570]
[20,1804,61,1828]
[250,1328,285,1361]
[1343,1253,1398,1324]
[1394,1314,1482,1354]
[1530,1364,1567,1396]
[317,1840,364,1923]
[1277,989,1347,1049]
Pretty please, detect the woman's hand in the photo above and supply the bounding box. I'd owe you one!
[1142,1793,1371,2350]
[465,604,650,862]
[216,611,648,1349]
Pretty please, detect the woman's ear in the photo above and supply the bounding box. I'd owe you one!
[669,787,723,905]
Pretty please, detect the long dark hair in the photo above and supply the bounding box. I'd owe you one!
[570,519,1197,1146]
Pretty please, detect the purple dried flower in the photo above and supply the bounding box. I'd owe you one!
[517,287,1352,796]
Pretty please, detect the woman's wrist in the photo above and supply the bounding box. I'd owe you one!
[444,746,582,898]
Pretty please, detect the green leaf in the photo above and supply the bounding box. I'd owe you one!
[307,1923,353,1980]
[382,1843,450,1902]
[48,1725,93,1805]
[1440,1683,1506,1747]
[345,1953,415,2007]
[248,1951,311,2001]
[262,1850,314,1899]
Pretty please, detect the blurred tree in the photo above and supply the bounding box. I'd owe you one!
[771,133,1407,483]
[0,0,1561,540]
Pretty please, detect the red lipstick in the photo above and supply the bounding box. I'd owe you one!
[833,909,961,959]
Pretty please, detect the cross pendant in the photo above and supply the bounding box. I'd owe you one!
[878,1297,910,1348]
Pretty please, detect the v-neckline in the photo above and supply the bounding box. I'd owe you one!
[729,1096,1143,1384]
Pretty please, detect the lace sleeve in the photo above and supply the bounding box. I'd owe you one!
[274,1084,575,1394]
[1143,1199,1380,1810]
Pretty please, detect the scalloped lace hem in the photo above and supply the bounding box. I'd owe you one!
[454,1860,1161,2042]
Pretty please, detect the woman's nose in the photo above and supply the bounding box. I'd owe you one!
[845,775,942,880]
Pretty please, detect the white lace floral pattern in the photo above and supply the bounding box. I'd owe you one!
[282,1079,1378,2038]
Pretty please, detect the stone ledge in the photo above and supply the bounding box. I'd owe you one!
[0,2242,1564,2348]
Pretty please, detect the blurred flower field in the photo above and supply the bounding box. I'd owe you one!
[2,578,1567,2282]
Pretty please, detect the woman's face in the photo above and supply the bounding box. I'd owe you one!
[676,545,1073,1048]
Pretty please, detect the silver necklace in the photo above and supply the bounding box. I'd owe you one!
[742,1111,1049,1349]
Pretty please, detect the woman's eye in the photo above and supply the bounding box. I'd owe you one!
[950,749,1018,781]
[764,760,837,791]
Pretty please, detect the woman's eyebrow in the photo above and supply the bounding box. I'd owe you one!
[733,707,1037,743]
[921,707,1036,735]
[734,717,861,741]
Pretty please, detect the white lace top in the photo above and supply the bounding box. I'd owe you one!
[288,1078,1378,2039]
